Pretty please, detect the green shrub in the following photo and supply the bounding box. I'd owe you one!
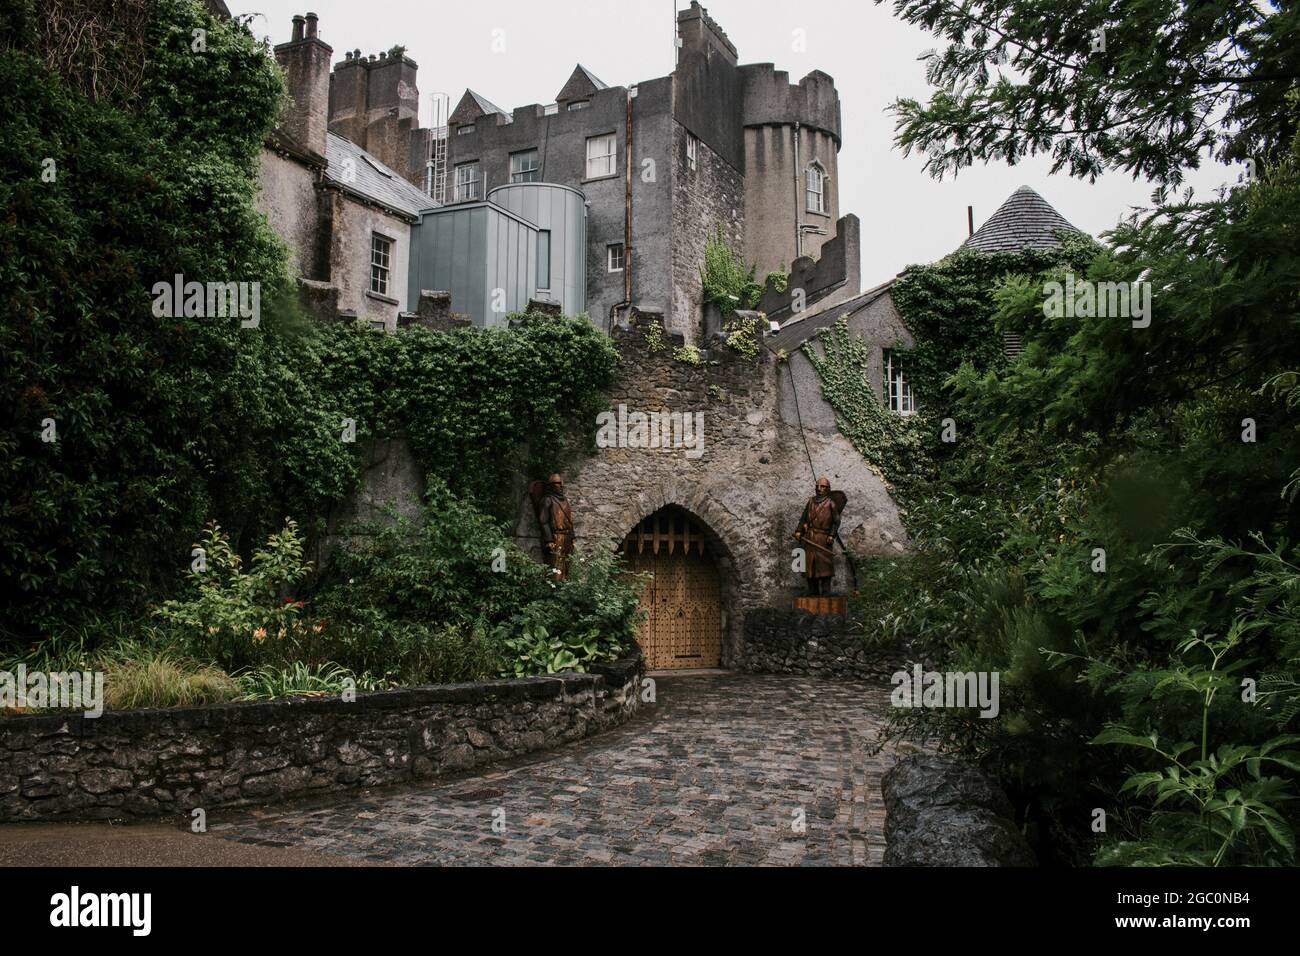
[700,226,762,312]
[155,520,313,672]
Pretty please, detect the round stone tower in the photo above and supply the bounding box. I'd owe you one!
[739,66,843,276]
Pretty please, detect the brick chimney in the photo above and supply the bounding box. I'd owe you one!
[275,12,333,158]
[328,46,424,186]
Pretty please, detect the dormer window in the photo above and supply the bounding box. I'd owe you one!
[805,163,827,214]
[567,100,588,111]
[457,124,475,136]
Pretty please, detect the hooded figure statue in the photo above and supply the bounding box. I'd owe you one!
[793,476,847,596]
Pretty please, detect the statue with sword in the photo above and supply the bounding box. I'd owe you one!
[793,476,848,596]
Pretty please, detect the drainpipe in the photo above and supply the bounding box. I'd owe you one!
[608,86,635,332]
[793,121,802,259]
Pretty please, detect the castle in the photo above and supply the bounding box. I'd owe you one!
[259,3,861,338]
[253,6,1083,670]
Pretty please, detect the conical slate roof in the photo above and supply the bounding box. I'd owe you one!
[963,185,1081,253]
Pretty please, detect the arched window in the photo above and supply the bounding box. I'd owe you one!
[805,162,827,214]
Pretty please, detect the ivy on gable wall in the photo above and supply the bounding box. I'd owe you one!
[801,319,932,495]
[800,234,1101,498]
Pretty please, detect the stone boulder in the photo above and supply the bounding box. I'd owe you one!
[882,753,1036,867]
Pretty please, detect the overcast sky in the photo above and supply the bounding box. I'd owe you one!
[235,0,1236,285]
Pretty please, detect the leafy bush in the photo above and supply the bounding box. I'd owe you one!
[1091,627,1300,866]
[700,226,762,312]
[314,481,640,681]
[0,2,618,644]
[155,520,313,672]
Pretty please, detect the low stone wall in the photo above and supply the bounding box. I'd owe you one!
[0,657,641,823]
[882,753,1037,867]
[737,608,910,681]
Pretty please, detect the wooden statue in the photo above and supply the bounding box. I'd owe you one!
[793,476,847,596]
[529,473,574,580]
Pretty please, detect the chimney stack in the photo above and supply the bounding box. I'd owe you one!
[274,12,333,158]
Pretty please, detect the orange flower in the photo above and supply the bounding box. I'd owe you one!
[253,627,267,642]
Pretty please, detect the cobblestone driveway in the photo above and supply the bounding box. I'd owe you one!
[210,673,898,866]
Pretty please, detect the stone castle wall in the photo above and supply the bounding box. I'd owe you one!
[513,321,910,667]
[0,658,641,823]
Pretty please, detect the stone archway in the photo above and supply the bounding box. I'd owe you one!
[598,482,767,669]
[620,506,724,669]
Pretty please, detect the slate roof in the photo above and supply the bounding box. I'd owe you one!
[324,132,437,219]
[574,64,608,91]
[764,277,897,353]
[963,185,1081,253]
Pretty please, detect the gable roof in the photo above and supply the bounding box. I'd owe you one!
[449,88,512,126]
[765,277,897,353]
[963,185,1081,253]
[556,64,608,103]
[323,132,437,218]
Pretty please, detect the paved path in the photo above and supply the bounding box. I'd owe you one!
[209,673,899,866]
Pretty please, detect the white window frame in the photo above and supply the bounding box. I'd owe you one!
[586,133,617,179]
[369,233,393,296]
[509,149,540,184]
[883,349,915,415]
[454,161,480,201]
[806,163,826,214]
[607,242,625,273]
[686,133,698,171]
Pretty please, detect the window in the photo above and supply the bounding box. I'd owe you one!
[586,133,617,178]
[883,349,915,415]
[537,230,551,291]
[686,133,698,171]
[369,233,393,296]
[510,149,540,184]
[567,100,588,111]
[607,242,625,273]
[805,163,826,214]
[454,161,480,201]
[456,124,475,136]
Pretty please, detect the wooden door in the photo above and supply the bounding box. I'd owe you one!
[622,509,722,669]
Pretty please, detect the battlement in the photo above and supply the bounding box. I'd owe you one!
[677,1,737,64]
[739,64,841,144]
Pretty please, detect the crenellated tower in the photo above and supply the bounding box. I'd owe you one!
[739,65,844,276]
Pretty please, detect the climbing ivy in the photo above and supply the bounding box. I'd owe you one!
[0,0,617,640]
[800,318,933,495]
[722,314,760,361]
[888,233,1101,414]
